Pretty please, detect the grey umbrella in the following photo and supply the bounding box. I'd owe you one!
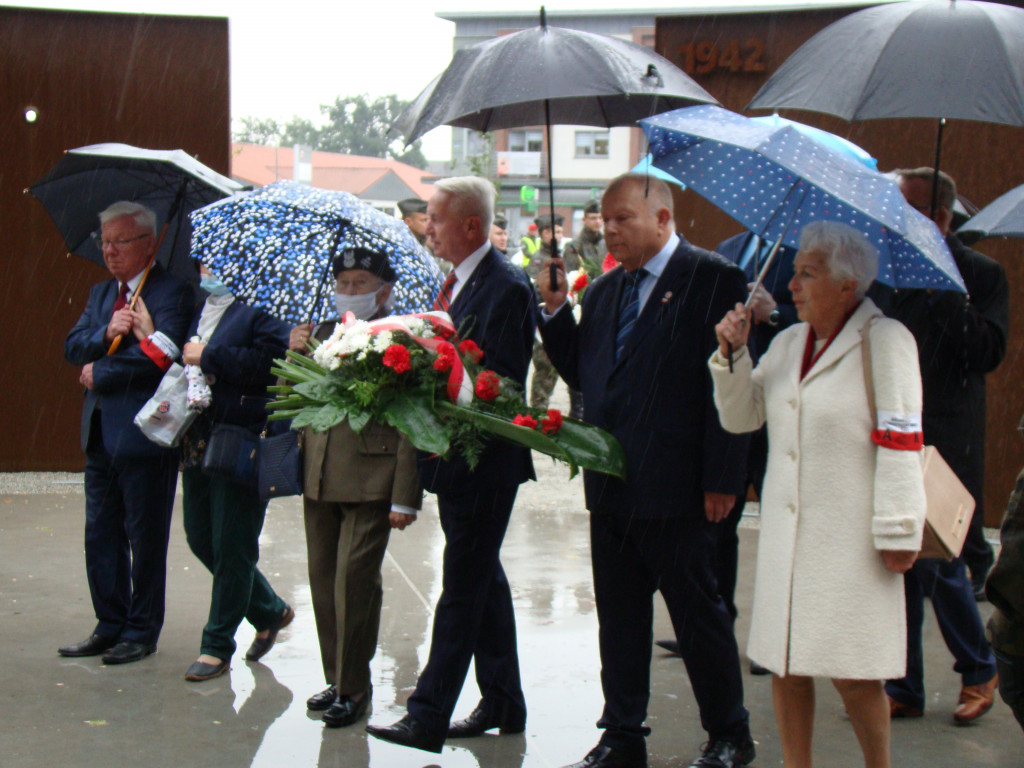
[392,7,718,268]
[747,0,1024,214]
[957,183,1024,240]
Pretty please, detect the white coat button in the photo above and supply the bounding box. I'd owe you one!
[788,399,797,409]
[788,450,797,461]
[787,504,796,514]
[902,519,915,532]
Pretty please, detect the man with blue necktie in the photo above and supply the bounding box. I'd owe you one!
[538,174,754,768]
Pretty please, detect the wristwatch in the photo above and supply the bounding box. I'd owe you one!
[767,309,781,327]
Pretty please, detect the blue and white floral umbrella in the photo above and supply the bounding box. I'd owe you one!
[641,105,965,292]
[190,180,442,324]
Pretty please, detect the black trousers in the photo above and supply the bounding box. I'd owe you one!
[407,484,526,733]
[590,512,749,750]
[83,419,177,645]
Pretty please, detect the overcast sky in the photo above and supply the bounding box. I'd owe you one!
[14,0,893,160]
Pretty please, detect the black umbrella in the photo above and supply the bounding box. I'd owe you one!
[392,6,718,266]
[27,142,245,285]
[957,183,1024,241]
[747,0,1024,215]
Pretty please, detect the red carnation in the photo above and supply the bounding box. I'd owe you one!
[541,408,563,435]
[382,344,412,374]
[572,273,590,293]
[433,341,457,372]
[458,339,484,363]
[474,370,501,402]
[512,414,538,429]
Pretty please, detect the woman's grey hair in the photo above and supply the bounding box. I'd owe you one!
[433,176,494,232]
[98,201,158,235]
[799,221,879,299]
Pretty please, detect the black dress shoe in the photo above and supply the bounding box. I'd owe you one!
[245,604,294,662]
[688,737,756,768]
[366,714,445,754]
[58,633,118,657]
[101,640,156,665]
[323,685,372,728]
[562,744,647,768]
[448,700,526,737]
[655,638,681,656]
[307,684,337,711]
[185,658,229,682]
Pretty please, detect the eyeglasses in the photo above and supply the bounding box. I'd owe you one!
[92,232,152,249]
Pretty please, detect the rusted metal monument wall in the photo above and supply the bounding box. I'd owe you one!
[657,4,1024,525]
[0,7,229,470]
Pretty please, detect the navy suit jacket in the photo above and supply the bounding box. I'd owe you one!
[418,247,537,494]
[541,237,749,519]
[65,263,193,459]
[716,231,797,360]
[188,299,291,431]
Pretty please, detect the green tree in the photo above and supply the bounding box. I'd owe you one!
[234,94,427,169]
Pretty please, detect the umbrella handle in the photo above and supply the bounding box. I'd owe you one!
[744,238,784,309]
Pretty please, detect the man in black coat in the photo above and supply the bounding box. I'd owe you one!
[367,177,536,753]
[62,201,192,665]
[538,174,754,768]
[872,168,1006,724]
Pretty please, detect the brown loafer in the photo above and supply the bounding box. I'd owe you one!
[245,604,294,662]
[888,695,923,719]
[953,674,998,725]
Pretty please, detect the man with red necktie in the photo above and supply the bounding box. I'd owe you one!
[62,201,192,665]
[367,177,536,754]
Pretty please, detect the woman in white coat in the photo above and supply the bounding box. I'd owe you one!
[710,221,926,768]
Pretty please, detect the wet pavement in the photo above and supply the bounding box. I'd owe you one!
[2,397,1020,766]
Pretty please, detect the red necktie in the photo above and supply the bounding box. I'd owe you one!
[433,273,458,312]
[112,282,129,312]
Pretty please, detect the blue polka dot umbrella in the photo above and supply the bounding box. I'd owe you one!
[189,180,443,324]
[641,105,966,293]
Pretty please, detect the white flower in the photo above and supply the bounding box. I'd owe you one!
[371,331,394,353]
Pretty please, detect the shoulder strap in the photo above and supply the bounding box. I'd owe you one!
[861,317,876,420]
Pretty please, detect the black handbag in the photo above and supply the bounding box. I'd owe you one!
[202,423,260,488]
[257,427,303,500]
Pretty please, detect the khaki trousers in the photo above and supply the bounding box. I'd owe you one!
[303,497,392,695]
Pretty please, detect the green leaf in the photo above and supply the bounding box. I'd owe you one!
[294,379,339,402]
[384,394,451,455]
[437,402,580,478]
[437,403,626,479]
[310,402,347,432]
[289,409,320,430]
[347,409,371,433]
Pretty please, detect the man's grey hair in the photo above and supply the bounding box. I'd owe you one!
[799,220,879,299]
[99,201,158,235]
[433,176,494,232]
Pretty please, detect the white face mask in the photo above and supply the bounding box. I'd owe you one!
[334,288,383,320]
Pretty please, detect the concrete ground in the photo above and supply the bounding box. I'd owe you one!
[1,392,1020,767]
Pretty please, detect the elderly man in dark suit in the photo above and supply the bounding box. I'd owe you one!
[62,201,192,664]
[366,176,536,753]
[538,174,754,768]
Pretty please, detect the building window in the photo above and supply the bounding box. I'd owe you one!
[575,131,610,158]
[508,129,543,153]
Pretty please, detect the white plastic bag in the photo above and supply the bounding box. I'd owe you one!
[134,363,199,448]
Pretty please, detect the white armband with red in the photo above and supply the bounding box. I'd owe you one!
[871,410,924,451]
[140,331,180,372]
